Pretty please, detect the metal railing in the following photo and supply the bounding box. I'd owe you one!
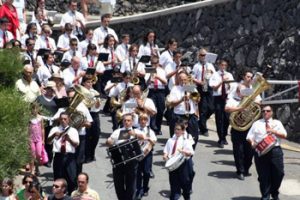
[262,80,299,105]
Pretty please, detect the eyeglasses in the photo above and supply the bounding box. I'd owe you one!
[28,43,35,46]
[199,54,206,57]
[262,110,271,113]
[71,43,78,46]
[53,184,60,188]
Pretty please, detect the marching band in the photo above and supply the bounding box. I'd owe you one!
[6,2,289,199]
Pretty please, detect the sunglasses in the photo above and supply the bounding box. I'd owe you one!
[71,44,78,46]
[53,184,60,188]
[262,110,271,113]
[28,43,35,46]
[199,54,206,57]
[24,181,33,184]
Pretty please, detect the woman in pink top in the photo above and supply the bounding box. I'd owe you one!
[28,102,45,176]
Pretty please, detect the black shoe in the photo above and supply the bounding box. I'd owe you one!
[203,132,209,137]
[244,172,252,177]
[44,162,51,168]
[218,142,224,148]
[155,131,162,136]
[150,170,155,179]
[143,192,148,196]
[223,140,228,145]
[237,174,245,180]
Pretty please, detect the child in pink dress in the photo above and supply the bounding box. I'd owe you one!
[28,102,45,176]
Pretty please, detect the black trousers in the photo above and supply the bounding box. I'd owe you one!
[171,114,199,150]
[148,89,165,133]
[198,90,214,134]
[169,159,193,200]
[53,153,77,194]
[75,135,86,175]
[85,112,101,161]
[113,160,138,200]
[231,128,254,175]
[213,96,229,143]
[100,69,113,95]
[136,150,153,195]
[254,146,284,200]
[44,125,53,163]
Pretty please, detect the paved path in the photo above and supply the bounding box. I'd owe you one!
[39,111,300,200]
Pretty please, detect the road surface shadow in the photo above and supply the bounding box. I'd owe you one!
[207,171,236,179]
[211,160,235,166]
[159,190,170,199]
[156,137,168,144]
[214,149,233,155]
[232,197,260,200]
[153,160,166,167]
[199,139,219,148]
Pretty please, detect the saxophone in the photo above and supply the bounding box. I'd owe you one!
[229,73,270,131]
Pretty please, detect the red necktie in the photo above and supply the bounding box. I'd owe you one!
[60,135,66,154]
[154,78,159,89]
[89,57,94,68]
[221,71,226,99]
[171,137,178,155]
[265,120,270,133]
[201,63,205,81]
[46,37,50,48]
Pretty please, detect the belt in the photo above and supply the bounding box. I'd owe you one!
[174,113,195,118]
[149,88,165,91]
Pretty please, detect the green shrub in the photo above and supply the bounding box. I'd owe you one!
[0,48,30,180]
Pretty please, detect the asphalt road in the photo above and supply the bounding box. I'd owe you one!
[39,111,300,200]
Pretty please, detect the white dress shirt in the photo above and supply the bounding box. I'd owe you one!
[21,34,39,49]
[247,118,287,147]
[169,85,197,115]
[109,127,142,145]
[147,67,167,89]
[159,50,173,68]
[79,39,98,56]
[37,63,61,84]
[165,61,179,90]
[135,126,157,147]
[209,70,234,96]
[92,26,119,49]
[137,42,160,58]
[34,35,57,51]
[108,82,133,97]
[60,10,86,36]
[57,33,79,50]
[99,46,117,70]
[15,79,41,103]
[62,49,83,62]
[163,135,194,158]
[120,57,145,74]
[0,29,14,48]
[115,43,130,62]
[48,125,79,153]
[62,66,85,89]
[81,55,102,71]
[192,62,216,82]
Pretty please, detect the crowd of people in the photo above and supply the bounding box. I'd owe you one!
[0,0,289,200]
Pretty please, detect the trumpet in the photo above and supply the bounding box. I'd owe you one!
[131,57,140,85]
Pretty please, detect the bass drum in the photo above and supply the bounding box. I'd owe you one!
[165,153,186,172]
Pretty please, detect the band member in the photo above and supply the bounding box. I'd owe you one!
[62,38,83,62]
[81,43,100,70]
[138,30,160,58]
[34,25,57,51]
[225,70,259,180]
[21,23,38,50]
[106,113,144,200]
[93,13,119,49]
[57,23,79,52]
[47,112,79,194]
[109,71,134,130]
[159,38,177,68]
[81,76,101,163]
[165,51,182,91]
[193,48,215,137]
[22,38,37,68]
[135,113,157,199]
[115,33,130,62]
[37,52,61,85]
[247,105,287,200]
[60,0,86,41]
[122,85,157,128]
[63,56,86,89]
[163,122,194,200]
[147,55,167,135]
[79,29,97,56]
[0,17,14,48]
[99,34,119,95]
[168,71,199,149]
[209,59,234,148]
[120,44,146,90]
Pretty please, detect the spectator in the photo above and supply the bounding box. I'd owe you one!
[17,174,47,200]
[0,178,17,200]
[15,64,41,103]
[30,9,47,35]
[0,0,20,39]
[13,0,26,35]
[20,23,38,50]
[71,173,100,200]
[0,17,14,48]
[48,179,72,200]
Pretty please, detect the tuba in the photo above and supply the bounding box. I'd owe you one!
[229,73,270,131]
[66,85,93,129]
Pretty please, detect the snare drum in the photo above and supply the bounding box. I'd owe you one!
[255,134,277,157]
[107,138,144,167]
[165,153,186,172]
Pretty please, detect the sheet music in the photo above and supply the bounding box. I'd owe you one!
[205,52,218,64]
